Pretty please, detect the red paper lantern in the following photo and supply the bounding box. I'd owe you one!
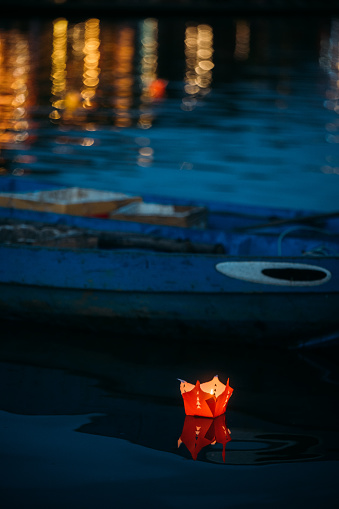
[179,375,233,418]
[178,414,231,462]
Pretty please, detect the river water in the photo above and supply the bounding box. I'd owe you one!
[0,14,338,210]
[0,12,339,509]
[0,322,338,508]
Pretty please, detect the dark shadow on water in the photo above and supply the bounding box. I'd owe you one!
[0,319,338,465]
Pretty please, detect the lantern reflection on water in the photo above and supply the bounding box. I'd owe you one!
[179,375,233,418]
[178,414,231,462]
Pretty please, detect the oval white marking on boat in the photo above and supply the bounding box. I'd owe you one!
[215,262,332,286]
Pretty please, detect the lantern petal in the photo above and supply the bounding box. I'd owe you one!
[205,396,216,416]
[179,376,233,418]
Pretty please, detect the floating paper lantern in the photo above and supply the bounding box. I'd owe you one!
[178,414,231,461]
[179,375,233,418]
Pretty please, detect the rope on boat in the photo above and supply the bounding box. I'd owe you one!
[277,225,339,256]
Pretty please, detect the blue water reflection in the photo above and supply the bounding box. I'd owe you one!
[0,15,338,211]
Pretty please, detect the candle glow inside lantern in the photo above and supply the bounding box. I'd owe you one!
[179,375,233,418]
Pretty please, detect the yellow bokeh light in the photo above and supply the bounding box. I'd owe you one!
[81,138,94,146]
[139,146,154,157]
[184,22,214,103]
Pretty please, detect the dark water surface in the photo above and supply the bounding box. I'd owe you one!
[0,14,339,210]
[0,322,338,508]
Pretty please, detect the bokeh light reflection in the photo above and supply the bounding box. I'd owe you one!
[113,26,135,128]
[81,19,101,109]
[51,18,68,113]
[182,23,214,111]
[138,18,159,128]
[234,20,251,61]
[0,27,32,174]
[137,18,160,167]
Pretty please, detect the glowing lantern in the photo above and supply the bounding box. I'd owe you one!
[178,414,231,462]
[179,375,233,418]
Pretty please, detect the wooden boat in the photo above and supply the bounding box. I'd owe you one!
[1,176,339,234]
[0,176,339,348]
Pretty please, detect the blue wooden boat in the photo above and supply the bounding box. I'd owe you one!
[0,176,339,348]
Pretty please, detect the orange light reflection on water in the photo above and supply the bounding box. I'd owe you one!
[234,19,250,61]
[113,26,135,129]
[50,18,68,116]
[0,31,31,146]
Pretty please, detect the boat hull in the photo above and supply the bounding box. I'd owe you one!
[1,176,339,347]
[1,283,338,347]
